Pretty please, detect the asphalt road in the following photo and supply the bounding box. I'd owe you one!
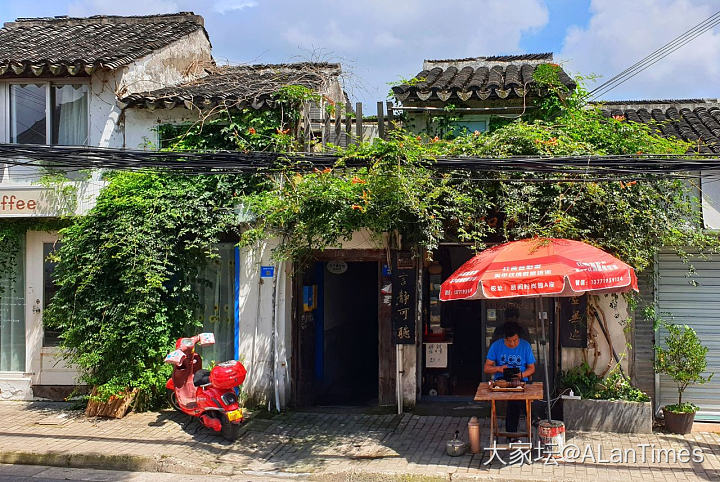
[0,464,304,481]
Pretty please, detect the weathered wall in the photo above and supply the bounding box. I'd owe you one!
[236,240,292,409]
[561,294,631,377]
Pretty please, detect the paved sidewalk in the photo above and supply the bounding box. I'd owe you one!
[0,401,718,481]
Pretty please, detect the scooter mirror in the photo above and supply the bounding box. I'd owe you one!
[164,349,186,366]
[197,332,215,346]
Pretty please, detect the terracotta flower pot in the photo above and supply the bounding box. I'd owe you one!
[663,407,696,434]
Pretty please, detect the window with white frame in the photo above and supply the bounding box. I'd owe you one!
[8,82,88,146]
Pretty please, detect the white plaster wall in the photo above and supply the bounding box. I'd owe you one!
[237,240,292,409]
[115,29,211,97]
[123,108,199,150]
[89,29,210,150]
[561,294,631,377]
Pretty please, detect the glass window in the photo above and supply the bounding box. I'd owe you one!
[0,237,25,371]
[52,85,88,146]
[10,84,47,144]
[8,83,89,146]
[42,241,62,347]
[195,244,236,363]
[451,119,488,136]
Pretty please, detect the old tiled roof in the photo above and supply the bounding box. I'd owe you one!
[0,12,206,77]
[598,99,720,153]
[392,53,575,103]
[119,62,342,110]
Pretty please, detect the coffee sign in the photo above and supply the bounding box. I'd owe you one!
[0,188,53,216]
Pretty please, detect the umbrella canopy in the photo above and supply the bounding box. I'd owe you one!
[440,238,638,302]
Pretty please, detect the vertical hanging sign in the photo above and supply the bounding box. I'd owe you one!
[391,251,416,344]
[559,295,588,348]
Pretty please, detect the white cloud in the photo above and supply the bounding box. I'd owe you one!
[208,0,549,104]
[559,0,720,100]
[213,0,257,14]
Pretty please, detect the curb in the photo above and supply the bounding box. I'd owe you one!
[0,451,217,475]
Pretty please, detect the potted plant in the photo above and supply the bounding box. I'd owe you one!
[654,322,714,434]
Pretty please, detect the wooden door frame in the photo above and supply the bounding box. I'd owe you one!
[290,250,395,407]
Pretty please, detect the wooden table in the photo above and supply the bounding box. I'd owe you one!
[474,382,544,447]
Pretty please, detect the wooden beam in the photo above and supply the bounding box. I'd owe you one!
[386,101,394,133]
[377,101,385,140]
[345,104,352,146]
[356,102,363,144]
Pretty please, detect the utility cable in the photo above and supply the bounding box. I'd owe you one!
[589,10,720,100]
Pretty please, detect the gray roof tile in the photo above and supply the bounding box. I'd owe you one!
[392,53,575,103]
[0,12,206,77]
[119,62,342,110]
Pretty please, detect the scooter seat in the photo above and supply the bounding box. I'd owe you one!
[193,369,211,387]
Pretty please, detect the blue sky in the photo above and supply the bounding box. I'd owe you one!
[2,0,719,106]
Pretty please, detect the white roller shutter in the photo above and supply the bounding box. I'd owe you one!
[656,252,720,422]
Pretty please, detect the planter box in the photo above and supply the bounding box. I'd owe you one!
[563,398,652,433]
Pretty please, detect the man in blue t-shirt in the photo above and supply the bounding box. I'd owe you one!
[484,320,536,435]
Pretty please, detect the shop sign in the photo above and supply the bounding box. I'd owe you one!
[326,260,348,274]
[0,188,53,217]
[260,266,275,278]
[391,251,416,345]
[559,295,588,348]
[425,342,448,368]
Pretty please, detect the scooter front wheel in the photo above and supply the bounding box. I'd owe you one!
[167,389,182,412]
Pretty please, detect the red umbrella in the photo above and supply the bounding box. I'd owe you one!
[440,238,638,301]
[439,238,638,422]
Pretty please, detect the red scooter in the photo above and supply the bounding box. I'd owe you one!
[164,333,247,441]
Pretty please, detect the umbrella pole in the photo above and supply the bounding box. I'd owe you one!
[539,298,552,422]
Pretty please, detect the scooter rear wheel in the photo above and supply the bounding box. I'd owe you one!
[217,412,241,441]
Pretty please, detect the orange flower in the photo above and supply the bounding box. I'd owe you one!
[473,130,481,136]
[322,167,332,174]
[416,136,422,141]
[276,127,291,135]
[431,136,440,143]
[546,137,558,146]
[612,115,626,121]
[248,127,256,135]
[351,176,366,184]
[351,204,363,211]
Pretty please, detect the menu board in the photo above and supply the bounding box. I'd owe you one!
[391,251,416,345]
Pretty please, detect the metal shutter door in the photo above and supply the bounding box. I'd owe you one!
[632,270,655,402]
[657,252,720,422]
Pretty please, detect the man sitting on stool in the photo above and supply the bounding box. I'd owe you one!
[483,320,536,439]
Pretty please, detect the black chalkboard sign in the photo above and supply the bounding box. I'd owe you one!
[391,251,416,345]
[559,295,588,348]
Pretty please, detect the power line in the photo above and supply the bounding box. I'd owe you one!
[589,10,720,100]
[0,143,715,180]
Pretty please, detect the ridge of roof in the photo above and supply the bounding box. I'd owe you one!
[5,12,203,28]
[425,53,553,63]
[593,98,719,106]
[222,62,342,72]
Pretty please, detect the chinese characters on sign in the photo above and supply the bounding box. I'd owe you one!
[559,295,588,348]
[425,342,448,368]
[391,252,416,345]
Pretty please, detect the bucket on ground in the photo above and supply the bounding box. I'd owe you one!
[537,420,565,458]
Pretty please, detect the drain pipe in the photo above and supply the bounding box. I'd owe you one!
[270,261,282,412]
[396,344,403,414]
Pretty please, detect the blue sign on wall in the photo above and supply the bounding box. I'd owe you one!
[260,266,275,278]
